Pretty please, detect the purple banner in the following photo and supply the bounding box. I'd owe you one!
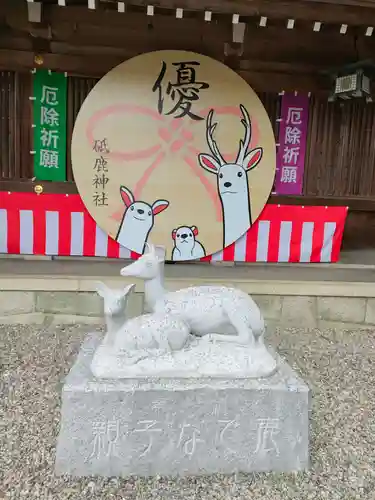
[274,93,309,195]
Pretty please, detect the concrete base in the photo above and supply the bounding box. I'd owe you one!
[55,333,310,477]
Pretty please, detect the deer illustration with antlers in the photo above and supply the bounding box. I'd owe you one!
[198,105,263,248]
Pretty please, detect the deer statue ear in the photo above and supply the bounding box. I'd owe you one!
[243,148,263,171]
[146,243,156,255]
[156,255,165,264]
[172,229,177,240]
[191,226,198,236]
[152,199,169,215]
[123,283,136,296]
[120,186,135,207]
[198,154,221,174]
[96,281,109,298]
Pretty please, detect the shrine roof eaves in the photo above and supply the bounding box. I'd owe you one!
[26,0,375,27]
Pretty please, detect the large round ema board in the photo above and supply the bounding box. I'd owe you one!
[71,50,276,261]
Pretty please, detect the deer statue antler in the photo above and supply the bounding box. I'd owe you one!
[206,110,225,166]
[145,243,156,255]
[236,105,252,165]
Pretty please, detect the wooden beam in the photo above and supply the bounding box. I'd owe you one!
[0,37,332,77]
[302,0,375,8]
[0,47,329,92]
[0,48,34,70]
[238,69,328,93]
[45,7,375,63]
[0,179,79,195]
[2,179,375,211]
[7,5,375,72]
[240,25,361,69]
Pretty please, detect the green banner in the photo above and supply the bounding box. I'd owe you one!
[33,69,67,181]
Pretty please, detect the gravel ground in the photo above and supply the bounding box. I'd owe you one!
[1,323,375,500]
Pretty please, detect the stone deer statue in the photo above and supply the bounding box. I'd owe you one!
[120,244,265,346]
[96,282,136,346]
[92,281,190,377]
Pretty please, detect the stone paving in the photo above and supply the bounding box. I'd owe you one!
[1,323,374,499]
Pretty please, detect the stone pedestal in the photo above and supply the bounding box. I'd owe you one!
[55,333,310,477]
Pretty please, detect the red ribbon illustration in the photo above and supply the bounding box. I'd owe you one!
[86,104,261,222]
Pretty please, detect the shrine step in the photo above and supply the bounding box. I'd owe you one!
[1,258,375,329]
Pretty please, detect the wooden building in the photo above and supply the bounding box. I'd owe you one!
[1,0,375,252]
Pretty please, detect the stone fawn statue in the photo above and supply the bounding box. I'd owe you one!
[91,281,191,377]
[120,243,266,347]
[96,282,135,344]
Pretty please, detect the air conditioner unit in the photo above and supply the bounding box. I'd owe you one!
[326,61,374,102]
[334,70,371,100]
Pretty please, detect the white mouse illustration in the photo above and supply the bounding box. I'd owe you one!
[116,186,169,254]
[171,225,206,261]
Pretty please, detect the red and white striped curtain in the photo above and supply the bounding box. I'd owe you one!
[0,192,347,263]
